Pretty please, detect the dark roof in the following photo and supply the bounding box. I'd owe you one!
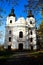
[27,15,34,18]
[9,8,15,17]
[27,10,34,18]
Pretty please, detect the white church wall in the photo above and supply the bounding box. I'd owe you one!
[33,45,37,50]
[7,16,15,26]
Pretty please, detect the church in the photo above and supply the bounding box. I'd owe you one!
[4,8,37,50]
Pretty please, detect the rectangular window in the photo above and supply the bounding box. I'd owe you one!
[9,37,11,42]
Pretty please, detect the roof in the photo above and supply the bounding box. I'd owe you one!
[27,10,34,18]
[9,8,15,17]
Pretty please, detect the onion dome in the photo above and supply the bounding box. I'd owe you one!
[9,8,15,17]
[27,10,34,17]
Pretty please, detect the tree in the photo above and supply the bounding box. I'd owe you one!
[38,20,43,49]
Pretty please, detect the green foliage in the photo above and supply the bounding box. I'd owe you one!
[0,45,4,51]
[38,20,43,49]
[38,21,43,37]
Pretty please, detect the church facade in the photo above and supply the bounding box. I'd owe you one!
[4,9,37,50]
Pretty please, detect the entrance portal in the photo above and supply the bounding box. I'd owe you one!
[19,43,23,50]
[8,45,11,50]
[31,46,33,51]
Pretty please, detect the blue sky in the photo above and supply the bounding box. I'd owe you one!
[0,0,42,45]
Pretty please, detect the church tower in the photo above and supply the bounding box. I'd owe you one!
[26,10,37,50]
[4,8,16,50]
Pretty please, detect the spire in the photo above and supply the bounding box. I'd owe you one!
[9,8,15,17]
[27,10,34,17]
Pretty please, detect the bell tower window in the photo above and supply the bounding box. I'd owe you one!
[10,20,12,23]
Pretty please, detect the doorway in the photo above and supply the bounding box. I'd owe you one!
[31,46,33,51]
[19,43,23,50]
[8,45,11,50]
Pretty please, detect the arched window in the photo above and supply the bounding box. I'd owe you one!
[19,31,23,38]
[10,20,12,23]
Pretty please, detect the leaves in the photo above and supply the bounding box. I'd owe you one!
[38,20,43,42]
